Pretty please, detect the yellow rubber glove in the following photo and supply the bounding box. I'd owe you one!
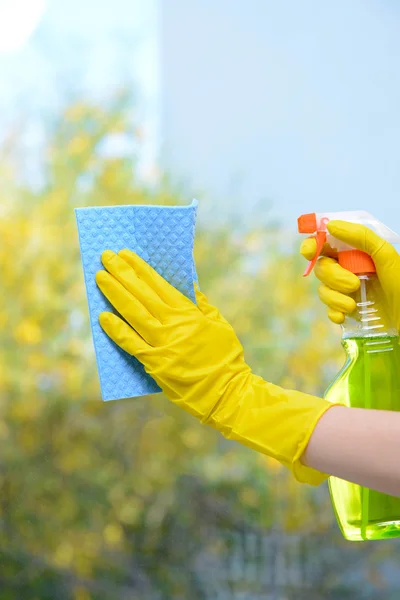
[300,220,400,330]
[96,249,342,485]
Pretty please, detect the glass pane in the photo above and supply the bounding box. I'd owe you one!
[1,1,400,598]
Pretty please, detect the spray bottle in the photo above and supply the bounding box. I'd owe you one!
[298,211,400,541]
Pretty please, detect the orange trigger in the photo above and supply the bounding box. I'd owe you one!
[303,231,327,277]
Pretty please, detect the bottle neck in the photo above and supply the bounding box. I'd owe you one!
[342,274,397,339]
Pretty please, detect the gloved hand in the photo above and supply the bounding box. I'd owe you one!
[96,249,342,485]
[300,220,400,331]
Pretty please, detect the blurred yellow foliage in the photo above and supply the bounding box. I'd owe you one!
[55,541,75,567]
[14,319,42,344]
[103,523,124,547]
[0,96,346,595]
[74,587,92,600]
[67,135,91,157]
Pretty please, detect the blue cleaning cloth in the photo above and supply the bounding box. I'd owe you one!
[75,200,198,401]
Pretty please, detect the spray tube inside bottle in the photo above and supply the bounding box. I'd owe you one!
[298,211,400,541]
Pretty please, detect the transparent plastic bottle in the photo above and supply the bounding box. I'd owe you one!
[325,273,400,541]
[298,211,400,541]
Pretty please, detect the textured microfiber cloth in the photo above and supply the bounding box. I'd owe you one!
[75,200,198,401]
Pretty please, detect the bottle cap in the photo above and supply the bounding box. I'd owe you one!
[338,250,376,275]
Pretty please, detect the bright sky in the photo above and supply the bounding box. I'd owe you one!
[0,0,46,54]
[0,0,159,182]
[1,0,400,238]
[162,0,400,235]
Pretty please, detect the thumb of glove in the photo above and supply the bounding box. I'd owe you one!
[327,220,396,268]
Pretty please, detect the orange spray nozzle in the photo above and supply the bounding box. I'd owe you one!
[298,211,379,276]
[297,213,318,234]
[297,213,329,277]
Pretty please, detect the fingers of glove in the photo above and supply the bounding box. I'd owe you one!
[314,257,360,294]
[300,237,316,260]
[96,270,161,344]
[101,250,164,318]
[300,237,338,261]
[99,312,150,358]
[327,308,345,325]
[318,283,357,314]
[118,249,191,309]
[327,221,397,267]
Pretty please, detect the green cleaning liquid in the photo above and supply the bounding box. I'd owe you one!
[325,275,400,541]
[326,335,400,541]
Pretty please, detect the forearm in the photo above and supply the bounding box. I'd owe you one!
[302,406,400,496]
